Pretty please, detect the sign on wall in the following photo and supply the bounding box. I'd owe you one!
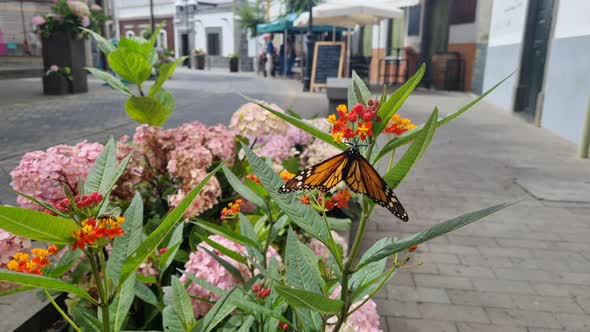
[488,0,528,46]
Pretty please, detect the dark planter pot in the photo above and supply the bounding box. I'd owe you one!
[43,74,71,95]
[42,31,88,95]
[229,58,239,72]
[14,294,69,332]
[196,54,206,69]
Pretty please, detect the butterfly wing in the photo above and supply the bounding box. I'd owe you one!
[279,150,349,193]
[345,155,409,221]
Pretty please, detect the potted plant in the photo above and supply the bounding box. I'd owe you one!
[32,0,107,95]
[194,49,206,69]
[229,53,239,72]
[43,65,73,95]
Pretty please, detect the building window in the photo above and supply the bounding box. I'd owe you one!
[157,30,167,49]
[125,30,135,38]
[407,5,421,36]
[450,0,477,25]
[206,28,221,56]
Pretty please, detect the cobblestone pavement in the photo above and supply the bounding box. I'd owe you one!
[1,69,590,331]
[367,92,590,331]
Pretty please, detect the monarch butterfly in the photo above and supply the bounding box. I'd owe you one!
[279,146,409,222]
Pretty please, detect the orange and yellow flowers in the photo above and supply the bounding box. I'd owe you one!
[279,170,295,181]
[384,114,416,136]
[72,216,125,250]
[220,199,243,220]
[328,101,380,143]
[300,195,310,205]
[7,245,58,275]
[45,191,103,215]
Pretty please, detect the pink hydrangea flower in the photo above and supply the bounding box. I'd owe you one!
[81,16,90,27]
[67,0,90,17]
[180,235,282,317]
[32,16,45,26]
[309,231,348,260]
[90,4,101,11]
[229,101,289,137]
[49,65,59,72]
[167,169,222,218]
[328,287,382,332]
[10,141,103,209]
[257,135,295,163]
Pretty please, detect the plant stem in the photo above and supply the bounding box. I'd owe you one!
[85,249,111,332]
[43,288,82,332]
[387,148,396,171]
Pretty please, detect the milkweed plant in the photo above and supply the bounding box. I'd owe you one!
[0,29,513,332]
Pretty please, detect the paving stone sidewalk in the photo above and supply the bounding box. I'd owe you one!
[367,92,590,331]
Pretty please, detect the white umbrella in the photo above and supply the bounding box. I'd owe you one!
[294,1,403,77]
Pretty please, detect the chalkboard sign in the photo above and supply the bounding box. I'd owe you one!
[310,42,345,91]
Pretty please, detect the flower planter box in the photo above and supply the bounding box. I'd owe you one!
[14,294,68,332]
[229,58,239,72]
[42,31,88,95]
[42,74,71,95]
[195,54,206,70]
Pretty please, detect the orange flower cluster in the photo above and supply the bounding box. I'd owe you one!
[246,174,261,184]
[7,245,58,275]
[328,101,381,143]
[384,114,416,136]
[279,170,295,181]
[220,199,242,220]
[332,189,352,208]
[72,216,125,250]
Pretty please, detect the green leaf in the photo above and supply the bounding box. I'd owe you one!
[327,217,351,231]
[162,305,184,332]
[228,291,291,324]
[374,72,513,162]
[357,202,515,269]
[46,248,82,278]
[73,309,102,332]
[172,276,196,331]
[12,190,70,219]
[383,107,438,189]
[352,71,371,106]
[151,88,175,116]
[110,275,136,332]
[108,48,152,85]
[274,285,343,315]
[85,137,117,195]
[241,95,347,151]
[374,64,425,136]
[159,222,183,272]
[238,213,262,261]
[135,281,160,308]
[285,229,323,330]
[0,270,94,302]
[149,57,187,95]
[198,234,247,265]
[350,238,389,301]
[86,67,133,96]
[0,285,33,297]
[199,246,245,282]
[242,144,342,263]
[222,166,266,208]
[106,193,144,288]
[0,206,78,245]
[198,287,238,332]
[125,96,171,126]
[81,28,115,55]
[192,218,260,249]
[347,74,358,111]
[178,269,225,297]
[119,164,222,286]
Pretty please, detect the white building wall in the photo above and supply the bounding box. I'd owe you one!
[540,0,590,143]
[194,11,234,56]
[482,0,529,111]
[116,0,176,20]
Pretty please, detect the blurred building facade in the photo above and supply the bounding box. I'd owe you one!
[483,0,588,144]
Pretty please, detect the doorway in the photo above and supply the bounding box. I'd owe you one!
[514,0,555,118]
[181,33,190,67]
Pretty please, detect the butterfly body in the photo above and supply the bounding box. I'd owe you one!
[279,146,409,222]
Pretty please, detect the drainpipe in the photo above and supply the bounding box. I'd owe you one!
[578,97,590,159]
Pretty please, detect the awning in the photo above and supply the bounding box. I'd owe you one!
[257,13,347,34]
